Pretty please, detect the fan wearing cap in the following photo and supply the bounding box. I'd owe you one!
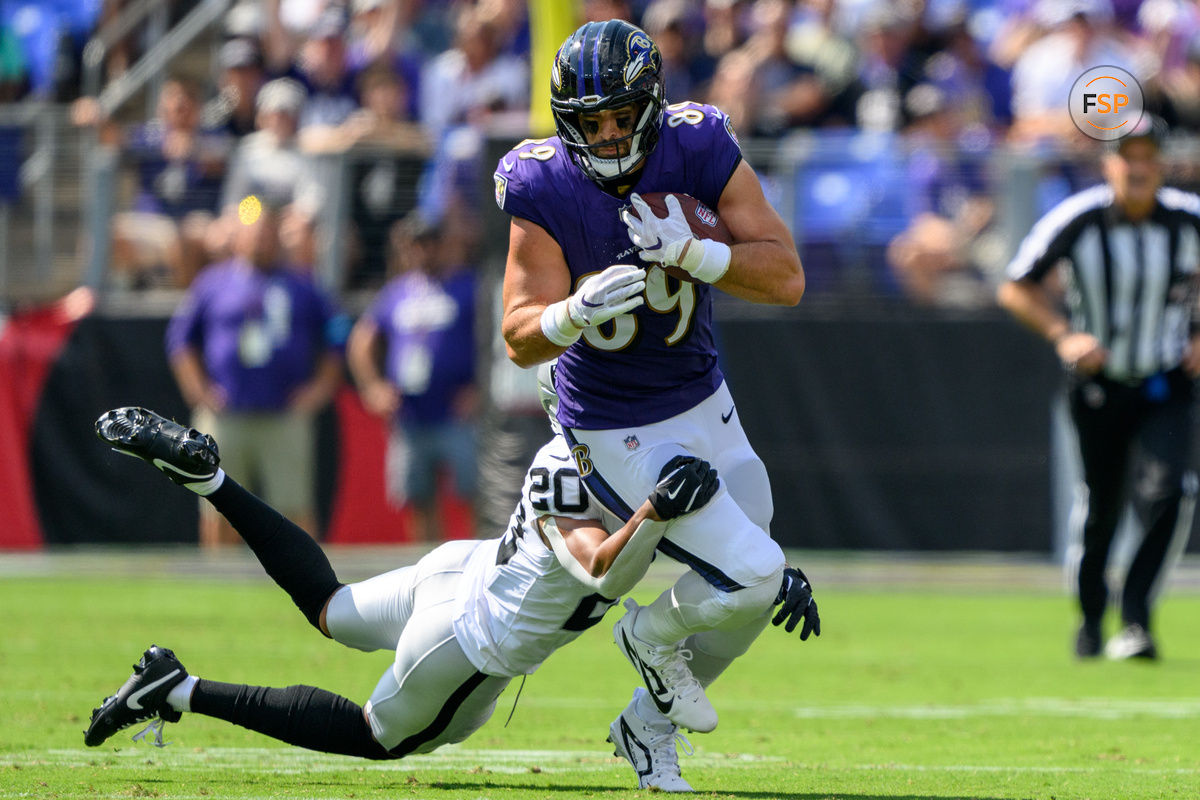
[999,116,1200,661]
[258,2,359,144]
[205,38,266,139]
[296,6,359,131]
[214,78,322,266]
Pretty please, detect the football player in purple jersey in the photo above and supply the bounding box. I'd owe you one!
[495,18,813,791]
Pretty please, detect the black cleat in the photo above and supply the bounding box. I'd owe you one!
[1074,621,1102,659]
[84,645,188,747]
[96,407,219,487]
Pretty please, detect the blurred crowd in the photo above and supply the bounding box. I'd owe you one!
[0,0,1196,301]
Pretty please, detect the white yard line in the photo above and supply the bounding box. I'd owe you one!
[791,697,1200,719]
[1,746,783,774]
[513,694,1200,719]
[3,747,1197,780]
[853,763,1200,775]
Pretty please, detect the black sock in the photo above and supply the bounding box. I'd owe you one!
[207,478,342,631]
[191,680,395,759]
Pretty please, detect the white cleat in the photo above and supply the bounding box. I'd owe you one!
[1105,623,1158,660]
[612,598,717,733]
[608,688,694,792]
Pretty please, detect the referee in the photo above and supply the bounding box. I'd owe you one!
[998,118,1200,660]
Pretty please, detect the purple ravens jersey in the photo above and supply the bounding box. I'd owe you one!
[496,101,742,430]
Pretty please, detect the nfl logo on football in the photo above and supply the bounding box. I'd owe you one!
[694,203,718,228]
[623,435,640,451]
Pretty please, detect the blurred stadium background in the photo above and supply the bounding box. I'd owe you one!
[1,0,1199,569]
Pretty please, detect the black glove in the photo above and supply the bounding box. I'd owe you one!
[648,455,719,520]
[773,566,820,640]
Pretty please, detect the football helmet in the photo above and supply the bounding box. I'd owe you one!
[550,19,665,183]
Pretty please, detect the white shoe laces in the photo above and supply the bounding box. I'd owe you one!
[131,717,171,748]
[644,723,693,776]
[653,647,704,696]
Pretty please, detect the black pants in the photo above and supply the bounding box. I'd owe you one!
[1069,370,1196,630]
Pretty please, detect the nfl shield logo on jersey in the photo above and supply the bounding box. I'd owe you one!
[623,434,640,451]
[494,173,508,209]
[723,113,740,146]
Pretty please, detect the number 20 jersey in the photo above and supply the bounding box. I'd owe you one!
[451,436,622,677]
[495,101,744,430]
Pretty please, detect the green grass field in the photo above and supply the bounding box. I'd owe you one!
[3,550,1199,800]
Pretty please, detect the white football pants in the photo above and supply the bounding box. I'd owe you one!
[324,540,511,752]
[565,381,785,645]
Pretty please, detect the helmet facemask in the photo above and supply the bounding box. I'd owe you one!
[550,20,666,185]
[554,89,664,181]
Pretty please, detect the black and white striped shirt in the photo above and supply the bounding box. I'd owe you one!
[1007,184,1200,381]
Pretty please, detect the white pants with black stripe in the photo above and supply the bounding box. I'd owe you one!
[324,540,511,753]
[565,381,785,592]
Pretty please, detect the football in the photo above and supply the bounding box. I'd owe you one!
[628,192,734,283]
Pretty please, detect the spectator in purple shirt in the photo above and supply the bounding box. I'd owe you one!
[75,77,231,288]
[166,200,346,548]
[887,83,998,308]
[347,213,478,543]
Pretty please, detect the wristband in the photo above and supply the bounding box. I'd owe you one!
[540,300,583,347]
[679,238,732,284]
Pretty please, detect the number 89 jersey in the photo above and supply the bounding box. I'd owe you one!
[495,101,744,431]
[451,436,623,677]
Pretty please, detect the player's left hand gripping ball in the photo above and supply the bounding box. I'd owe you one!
[773,566,820,640]
[622,193,731,284]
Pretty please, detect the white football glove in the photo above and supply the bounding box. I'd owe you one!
[621,193,731,284]
[540,264,646,347]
